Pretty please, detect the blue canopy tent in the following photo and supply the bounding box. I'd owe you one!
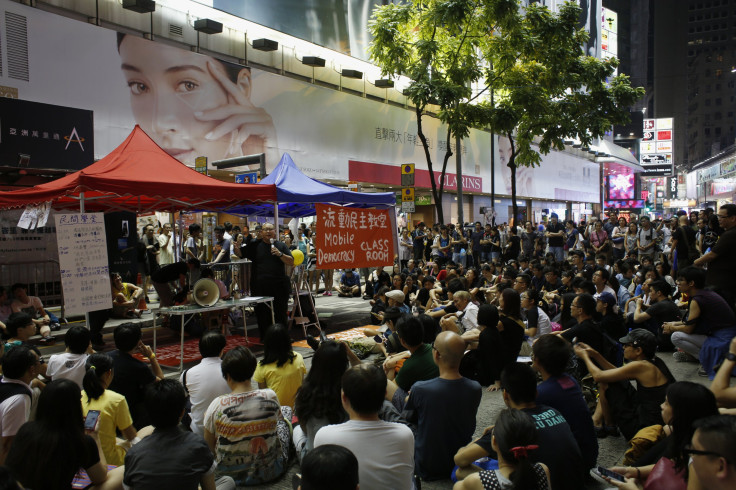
[232,153,395,217]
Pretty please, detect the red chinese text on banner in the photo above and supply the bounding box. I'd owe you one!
[315,204,394,269]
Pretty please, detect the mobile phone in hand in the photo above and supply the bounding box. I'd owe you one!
[596,466,626,482]
[84,410,101,431]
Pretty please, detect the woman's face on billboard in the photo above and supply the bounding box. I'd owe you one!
[118,36,274,165]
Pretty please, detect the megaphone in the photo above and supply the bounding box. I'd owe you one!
[192,278,220,307]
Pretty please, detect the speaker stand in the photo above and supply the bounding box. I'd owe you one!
[289,265,321,339]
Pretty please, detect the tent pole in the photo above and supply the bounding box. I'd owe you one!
[79,192,91,336]
[273,203,279,234]
[170,211,178,262]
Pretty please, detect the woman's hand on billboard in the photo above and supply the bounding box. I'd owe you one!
[195,60,278,158]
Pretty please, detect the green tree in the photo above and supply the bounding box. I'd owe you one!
[369,0,489,224]
[465,1,645,223]
[370,0,644,226]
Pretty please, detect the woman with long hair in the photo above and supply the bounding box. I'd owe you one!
[554,292,578,330]
[487,289,526,391]
[454,408,550,489]
[625,221,639,259]
[253,323,306,408]
[6,379,124,489]
[520,289,551,354]
[293,340,356,462]
[81,353,150,466]
[606,382,718,489]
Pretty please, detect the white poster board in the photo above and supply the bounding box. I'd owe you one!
[55,213,111,315]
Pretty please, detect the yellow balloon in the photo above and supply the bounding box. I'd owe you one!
[292,249,305,266]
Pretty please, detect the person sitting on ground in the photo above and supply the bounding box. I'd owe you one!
[369,285,390,325]
[299,444,359,490]
[82,353,153,466]
[337,269,361,297]
[459,304,503,388]
[199,266,229,300]
[440,291,479,334]
[384,316,440,410]
[520,289,551,355]
[385,289,410,314]
[46,325,92,389]
[9,283,56,344]
[663,266,736,378]
[685,415,736,490]
[453,408,551,490]
[4,313,50,380]
[0,346,41,465]
[204,346,291,486]
[597,291,626,340]
[180,331,230,436]
[532,335,598,471]
[605,381,718,489]
[629,279,681,351]
[710,336,736,409]
[107,323,164,429]
[150,258,201,307]
[110,272,144,319]
[6,379,125,490]
[124,379,235,490]
[574,328,676,441]
[314,364,415,490]
[498,363,586,489]
[415,276,436,313]
[253,323,306,408]
[485,288,526,391]
[403,331,483,480]
[558,293,608,359]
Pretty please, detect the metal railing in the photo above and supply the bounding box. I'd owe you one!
[0,259,65,319]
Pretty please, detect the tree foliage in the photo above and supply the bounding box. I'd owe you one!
[370,0,645,225]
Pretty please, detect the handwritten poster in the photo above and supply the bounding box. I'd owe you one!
[315,204,394,269]
[55,213,111,315]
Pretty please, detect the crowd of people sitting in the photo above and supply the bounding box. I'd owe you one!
[0,205,735,489]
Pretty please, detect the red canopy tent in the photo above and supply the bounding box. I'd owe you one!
[0,125,277,213]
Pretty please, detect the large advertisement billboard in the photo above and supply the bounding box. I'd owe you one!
[0,0,599,202]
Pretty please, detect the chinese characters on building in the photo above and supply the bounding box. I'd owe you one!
[315,204,394,269]
[55,213,111,315]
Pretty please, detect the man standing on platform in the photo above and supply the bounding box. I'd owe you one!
[239,223,293,339]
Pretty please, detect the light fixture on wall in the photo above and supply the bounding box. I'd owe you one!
[17,153,30,168]
[122,0,155,14]
[341,69,363,79]
[252,38,278,51]
[301,56,326,67]
[374,79,394,88]
[194,19,223,35]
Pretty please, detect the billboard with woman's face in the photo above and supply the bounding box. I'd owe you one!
[0,0,599,202]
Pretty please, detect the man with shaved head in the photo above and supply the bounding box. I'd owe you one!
[402,331,482,480]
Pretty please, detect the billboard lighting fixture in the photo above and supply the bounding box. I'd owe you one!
[375,79,394,88]
[252,38,278,51]
[194,19,223,34]
[341,69,363,79]
[302,56,326,67]
[122,0,155,14]
[17,153,30,168]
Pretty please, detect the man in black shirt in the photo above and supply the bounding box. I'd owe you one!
[560,293,606,354]
[151,259,200,307]
[630,280,681,350]
[412,222,427,262]
[239,223,294,339]
[545,214,566,263]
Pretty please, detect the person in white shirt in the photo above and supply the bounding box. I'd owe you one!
[46,326,92,389]
[157,223,175,266]
[180,332,230,435]
[440,291,479,334]
[314,364,415,490]
[0,346,40,464]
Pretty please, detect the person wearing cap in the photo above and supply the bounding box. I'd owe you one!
[382,289,409,316]
[596,292,625,340]
[337,269,361,297]
[573,328,676,440]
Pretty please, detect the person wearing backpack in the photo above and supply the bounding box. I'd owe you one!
[573,328,675,441]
